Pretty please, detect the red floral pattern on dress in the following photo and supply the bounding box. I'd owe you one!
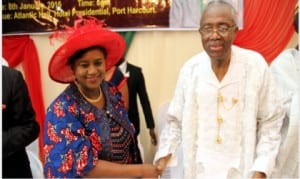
[47,121,62,143]
[43,144,54,158]
[58,149,73,173]
[89,129,102,151]
[61,127,78,143]
[46,167,53,179]
[76,145,89,175]
[77,128,85,136]
[84,112,95,123]
[68,102,77,115]
[92,148,98,165]
[53,100,65,117]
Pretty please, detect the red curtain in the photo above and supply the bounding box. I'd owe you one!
[234,0,298,63]
[2,35,45,162]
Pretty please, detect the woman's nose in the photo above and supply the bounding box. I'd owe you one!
[87,65,98,74]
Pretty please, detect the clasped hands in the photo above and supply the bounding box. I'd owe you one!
[151,154,172,178]
[155,154,172,175]
[141,154,171,179]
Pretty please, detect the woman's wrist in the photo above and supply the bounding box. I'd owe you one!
[139,164,144,178]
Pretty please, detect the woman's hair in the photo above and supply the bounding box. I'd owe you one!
[68,46,107,66]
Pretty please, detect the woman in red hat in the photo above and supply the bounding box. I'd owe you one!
[43,18,159,178]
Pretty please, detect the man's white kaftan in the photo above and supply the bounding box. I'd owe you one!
[154,46,284,179]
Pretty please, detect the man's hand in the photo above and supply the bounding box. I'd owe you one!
[155,154,172,175]
[141,164,160,178]
[149,128,157,145]
[252,171,266,179]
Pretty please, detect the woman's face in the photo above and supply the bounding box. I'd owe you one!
[72,48,106,91]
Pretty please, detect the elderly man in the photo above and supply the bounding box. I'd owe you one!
[155,1,285,178]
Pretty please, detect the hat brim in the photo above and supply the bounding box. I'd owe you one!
[49,29,126,83]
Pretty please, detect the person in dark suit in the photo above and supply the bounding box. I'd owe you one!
[2,65,40,178]
[118,58,158,162]
[105,66,129,109]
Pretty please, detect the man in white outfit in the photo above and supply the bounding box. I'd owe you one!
[270,11,299,179]
[155,1,285,178]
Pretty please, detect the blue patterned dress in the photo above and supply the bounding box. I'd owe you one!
[43,82,140,178]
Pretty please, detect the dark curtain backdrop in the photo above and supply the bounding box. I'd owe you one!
[2,0,297,162]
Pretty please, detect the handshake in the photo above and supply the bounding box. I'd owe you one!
[140,154,172,179]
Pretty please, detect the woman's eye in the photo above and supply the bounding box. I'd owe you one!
[79,63,89,68]
[94,61,102,66]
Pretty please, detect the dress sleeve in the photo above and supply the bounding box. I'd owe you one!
[43,96,99,178]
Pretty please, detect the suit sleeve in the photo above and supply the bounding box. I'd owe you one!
[2,69,40,159]
[137,68,155,129]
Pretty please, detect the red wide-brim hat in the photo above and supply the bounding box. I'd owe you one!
[48,18,126,83]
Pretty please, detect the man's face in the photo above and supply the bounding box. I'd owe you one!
[199,4,237,62]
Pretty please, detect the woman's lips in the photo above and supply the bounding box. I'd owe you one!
[87,76,99,83]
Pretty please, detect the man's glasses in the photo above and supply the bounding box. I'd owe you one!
[199,24,236,36]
